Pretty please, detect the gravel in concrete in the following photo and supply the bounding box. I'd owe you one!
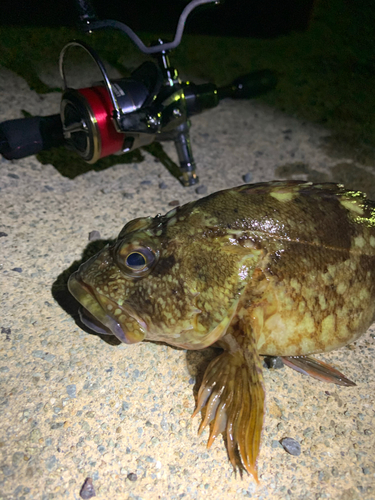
[0,66,374,500]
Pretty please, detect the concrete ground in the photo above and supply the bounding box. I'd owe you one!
[0,59,374,500]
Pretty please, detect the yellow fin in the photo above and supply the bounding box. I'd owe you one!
[281,356,356,386]
[192,321,265,481]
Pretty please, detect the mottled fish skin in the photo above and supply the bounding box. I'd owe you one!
[68,180,375,479]
[69,180,375,353]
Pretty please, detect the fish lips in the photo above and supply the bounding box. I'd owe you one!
[68,271,145,344]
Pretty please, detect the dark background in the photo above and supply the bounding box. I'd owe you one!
[1,0,375,172]
[1,0,316,38]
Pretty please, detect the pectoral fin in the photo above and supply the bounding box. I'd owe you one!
[281,355,356,387]
[192,321,265,482]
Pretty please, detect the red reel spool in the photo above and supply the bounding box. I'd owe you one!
[61,85,125,163]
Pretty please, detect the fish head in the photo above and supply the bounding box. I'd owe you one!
[68,204,260,349]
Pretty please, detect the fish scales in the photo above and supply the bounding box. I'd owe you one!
[68,180,375,480]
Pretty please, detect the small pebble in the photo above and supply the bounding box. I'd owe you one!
[11,268,23,273]
[303,427,314,438]
[168,200,180,207]
[280,437,301,456]
[80,477,96,499]
[12,452,24,467]
[1,465,13,477]
[140,180,152,185]
[242,172,252,183]
[318,470,329,481]
[196,185,207,195]
[88,231,101,242]
[50,422,64,429]
[1,327,11,340]
[160,417,168,431]
[66,385,76,398]
[43,354,55,363]
[271,440,282,449]
[0,232,8,237]
[29,428,41,442]
[159,181,168,189]
[45,455,57,471]
[32,350,55,362]
[127,472,137,482]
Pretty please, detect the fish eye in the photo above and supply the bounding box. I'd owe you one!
[126,252,147,270]
[115,243,158,277]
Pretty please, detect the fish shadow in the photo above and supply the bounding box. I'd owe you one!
[52,238,122,346]
[53,239,247,473]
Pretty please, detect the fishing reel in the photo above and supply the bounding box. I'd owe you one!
[0,0,277,185]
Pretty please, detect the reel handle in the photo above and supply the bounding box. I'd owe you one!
[218,69,277,100]
[0,115,64,161]
[74,0,98,25]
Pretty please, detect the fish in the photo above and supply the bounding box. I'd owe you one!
[68,180,375,481]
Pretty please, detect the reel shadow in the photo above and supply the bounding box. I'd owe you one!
[143,142,183,183]
[37,146,144,179]
[37,142,184,184]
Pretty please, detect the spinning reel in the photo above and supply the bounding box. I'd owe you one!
[0,0,277,185]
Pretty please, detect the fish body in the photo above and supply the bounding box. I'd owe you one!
[68,181,375,479]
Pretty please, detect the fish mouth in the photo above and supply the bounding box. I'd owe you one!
[68,269,145,344]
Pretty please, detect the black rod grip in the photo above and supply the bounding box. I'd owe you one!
[0,114,64,160]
